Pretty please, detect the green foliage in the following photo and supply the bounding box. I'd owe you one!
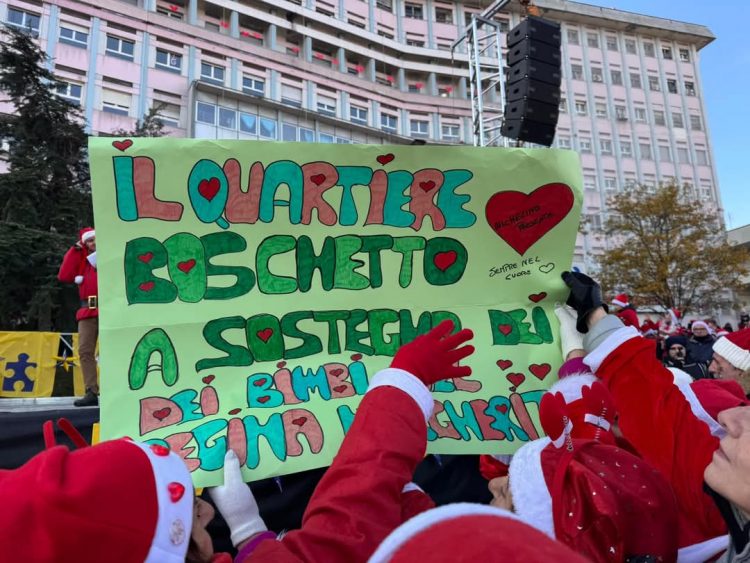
[109,102,169,138]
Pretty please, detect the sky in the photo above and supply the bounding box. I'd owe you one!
[585,0,750,229]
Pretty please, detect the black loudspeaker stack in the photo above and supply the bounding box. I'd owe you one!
[501,16,562,147]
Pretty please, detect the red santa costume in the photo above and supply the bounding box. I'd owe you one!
[611,294,641,331]
[583,315,728,557]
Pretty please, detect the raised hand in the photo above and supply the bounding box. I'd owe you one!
[561,271,608,333]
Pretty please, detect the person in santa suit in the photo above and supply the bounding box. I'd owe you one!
[561,271,743,560]
[58,227,99,407]
[710,329,750,396]
[610,293,641,331]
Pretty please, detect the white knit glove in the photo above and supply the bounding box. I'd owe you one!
[208,450,267,546]
[555,305,585,359]
[74,275,84,285]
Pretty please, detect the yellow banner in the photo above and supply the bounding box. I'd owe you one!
[0,332,60,397]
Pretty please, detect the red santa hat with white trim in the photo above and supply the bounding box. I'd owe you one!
[79,227,95,243]
[507,394,679,562]
[367,503,589,562]
[713,327,750,372]
[611,293,630,308]
[0,427,194,563]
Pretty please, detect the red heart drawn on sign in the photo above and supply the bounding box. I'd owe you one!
[257,396,271,404]
[330,368,344,376]
[419,180,436,192]
[112,139,133,152]
[496,404,509,414]
[351,354,363,361]
[376,153,395,165]
[228,408,242,415]
[252,379,266,387]
[485,183,575,255]
[178,259,196,274]
[333,385,348,393]
[530,363,551,380]
[150,444,170,456]
[168,482,185,503]
[198,177,221,201]
[496,359,513,371]
[506,373,526,388]
[153,407,171,421]
[202,375,215,384]
[138,252,154,263]
[498,324,513,336]
[433,251,457,272]
[292,417,307,426]
[528,292,547,303]
[139,281,155,292]
[256,329,273,343]
[311,174,326,186]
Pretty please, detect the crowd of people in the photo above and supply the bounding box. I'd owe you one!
[4,271,750,562]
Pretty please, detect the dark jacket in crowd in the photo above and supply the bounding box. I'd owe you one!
[664,335,711,380]
[688,334,717,366]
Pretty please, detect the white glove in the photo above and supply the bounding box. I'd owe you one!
[555,305,584,359]
[208,450,267,547]
[74,275,84,285]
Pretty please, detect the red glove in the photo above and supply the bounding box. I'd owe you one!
[391,320,474,386]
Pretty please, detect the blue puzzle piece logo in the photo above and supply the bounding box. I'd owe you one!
[2,353,37,392]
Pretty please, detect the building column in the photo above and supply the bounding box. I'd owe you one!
[400,108,410,136]
[337,46,347,73]
[372,100,381,131]
[266,23,277,50]
[269,69,280,101]
[366,58,376,82]
[188,0,198,26]
[397,67,407,92]
[368,0,376,33]
[395,0,404,42]
[144,0,156,11]
[427,72,438,96]
[306,80,316,110]
[230,10,239,39]
[84,17,101,134]
[338,0,346,22]
[45,4,60,70]
[231,58,239,90]
[458,76,468,99]
[138,33,150,118]
[340,91,350,121]
[187,45,197,83]
[432,113,440,141]
[303,35,313,63]
[426,0,435,48]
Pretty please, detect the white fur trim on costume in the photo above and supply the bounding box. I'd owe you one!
[611,298,627,308]
[508,437,555,539]
[584,326,640,373]
[368,368,434,421]
[81,230,95,242]
[669,367,694,387]
[548,373,597,403]
[673,379,725,438]
[677,535,728,563]
[402,482,424,494]
[130,442,194,563]
[74,275,84,285]
[368,503,524,562]
[713,337,750,372]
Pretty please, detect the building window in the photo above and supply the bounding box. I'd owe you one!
[620,140,632,156]
[610,69,623,85]
[376,0,393,11]
[600,139,613,154]
[318,132,334,143]
[218,107,236,129]
[239,112,257,134]
[281,84,302,108]
[102,89,131,116]
[571,64,583,80]
[625,39,637,54]
[696,149,708,165]
[679,48,691,62]
[604,176,617,192]
[685,81,696,96]
[55,81,82,105]
[60,26,88,47]
[662,47,673,60]
[282,122,298,142]
[700,180,713,201]
[677,147,690,163]
[567,29,579,45]
[317,95,337,117]
[690,114,703,131]
[156,49,182,72]
[106,35,135,60]
[639,143,652,160]
[672,112,684,128]
[196,101,216,124]
[643,42,655,57]
[405,2,423,19]
[615,105,627,120]
[558,136,571,149]
[156,5,183,19]
[579,136,592,152]
[350,105,368,125]
[200,62,225,84]
[634,107,647,122]
[653,110,665,126]
[591,67,603,82]
[595,102,607,118]
[7,8,40,33]
[630,72,641,89]
[441,124,460,141]
[559,97,567,113]
[575,100,587,115]
[155,102,180,127]
[583,174,596,191]
[586,32,599,48]
[667,79,678,94]
[300,127,315,142]
[606,36,618,51]
[435,7,453,23]
[259,117,277,139]
[242,75,265,96]
[410,119,429,137]
[659,145,672,162]
[381,113,398,132]
[406,39,425,47]
[648,76,660,91]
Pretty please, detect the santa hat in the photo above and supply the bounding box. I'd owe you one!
[479,453,512,481]
[0,423,194,563]
[691,320,710,332]
[508,394,679,562]
[80,227,95,243]
[611,294,629,308]
[367,503,588,562]
[713,327,750,371]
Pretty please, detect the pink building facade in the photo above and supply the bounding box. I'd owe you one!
[0,0,720,268]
